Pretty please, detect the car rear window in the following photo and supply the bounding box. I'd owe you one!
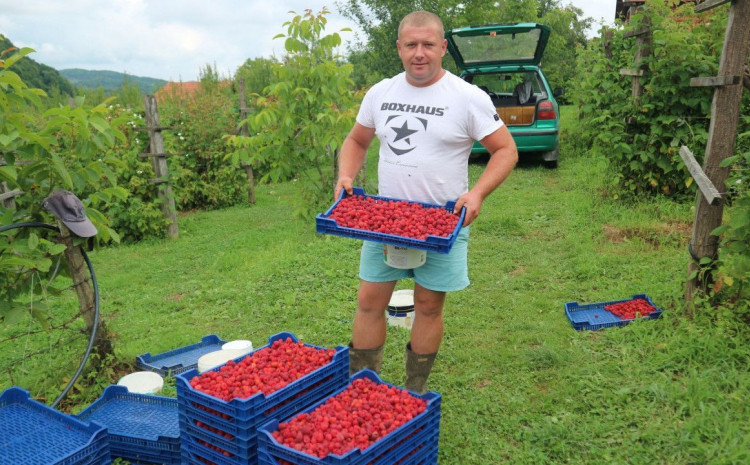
[453,29,542,64]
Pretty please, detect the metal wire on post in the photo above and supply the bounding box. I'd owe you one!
[0,221,100,408]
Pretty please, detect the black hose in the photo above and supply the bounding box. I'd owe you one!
[0,221,99,408]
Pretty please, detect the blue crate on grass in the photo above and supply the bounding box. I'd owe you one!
[136,334,228,376]
[177,331,349,465]
[565,293,664,331]
[0,387,109,465]
[315,187,465,254]
[75,384,180,463]
[257,369,441,465]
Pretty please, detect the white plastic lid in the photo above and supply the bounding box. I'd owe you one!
[197,349,246,373]
[117,371,164,394]
[222,339,253,353]
[388,289,415,311]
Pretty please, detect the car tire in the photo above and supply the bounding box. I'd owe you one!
[541,144,559,169]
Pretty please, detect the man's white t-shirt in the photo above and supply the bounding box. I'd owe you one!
[356,70,504,206]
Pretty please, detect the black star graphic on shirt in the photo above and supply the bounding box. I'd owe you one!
[390,120,419,144]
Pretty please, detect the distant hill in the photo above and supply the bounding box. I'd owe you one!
[0,36,75,97]
[59,69,167,93]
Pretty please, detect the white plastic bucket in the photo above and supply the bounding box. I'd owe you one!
[386,289,416,330]
[117,371,164,394]
[383,244,426,269]
[221,339,253,354]
[197,349,247,373]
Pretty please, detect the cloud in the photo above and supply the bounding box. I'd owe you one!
[0,1,615,81]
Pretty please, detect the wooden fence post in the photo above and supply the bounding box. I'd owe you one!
[620,4,651,111]
[55,222,114,363]
[236,78,256,204]
[684,0,750,300]
[0,157,24,210]
[0,182,22,210]
[143,95,179,238]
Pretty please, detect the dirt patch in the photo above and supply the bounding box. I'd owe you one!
[509,266,526,277]
[602,221,691,248]
[475,379,492,389]
[168,293,186,301]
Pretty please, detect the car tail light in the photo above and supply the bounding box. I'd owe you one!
[536,100,556,120]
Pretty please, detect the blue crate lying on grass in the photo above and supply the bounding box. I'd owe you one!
[257,369,441,465]
[136,334,228,376]
[177,331,349,465]
[75,384,180,464]
[315,186,465,254]
[564,293,664,331]
[0,386,109,465]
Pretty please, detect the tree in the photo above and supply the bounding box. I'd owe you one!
[235,57,278,107]
[226,8,358,217]
[337,0,591,94]
[538,3,591,101]
[1,45,128,391]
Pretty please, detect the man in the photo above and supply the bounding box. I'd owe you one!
[334,11,518,393]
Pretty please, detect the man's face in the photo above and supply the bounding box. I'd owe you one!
[396,22,447,87]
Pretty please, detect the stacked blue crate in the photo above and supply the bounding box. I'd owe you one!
[136,334,228,376]
[176,332,349,465]
[0,387,109,465]
[75,385,180,464]
[257,370,441,465]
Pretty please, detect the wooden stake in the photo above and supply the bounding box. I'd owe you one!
[237,78,256,205]
[144,95,179,238]
[686,0,750,299]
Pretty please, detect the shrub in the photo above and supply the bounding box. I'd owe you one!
[571,2,736,199]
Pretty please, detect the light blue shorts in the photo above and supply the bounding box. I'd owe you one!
[359,228,470,292]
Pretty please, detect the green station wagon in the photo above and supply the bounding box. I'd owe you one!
[446,23,562,168]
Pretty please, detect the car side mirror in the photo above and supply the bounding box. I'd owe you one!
[553,87,565,97]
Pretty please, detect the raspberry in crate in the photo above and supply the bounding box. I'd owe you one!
[176,332,349,465]
[564,294,664,331]
[188,337,337,401]
[258,369,441,465]
[328,195,459,240]
[315,187,465,254]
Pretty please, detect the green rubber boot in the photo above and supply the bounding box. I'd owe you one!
[348,342,384,376]
[405,342,437,394]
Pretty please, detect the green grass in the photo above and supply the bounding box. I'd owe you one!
[4,105,749,464]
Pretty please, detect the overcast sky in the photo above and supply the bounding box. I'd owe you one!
[0,1,617,82]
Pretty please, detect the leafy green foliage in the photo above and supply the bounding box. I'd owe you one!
[96,106,169,242]
[235,57,277,110]
[227,8,357,217]
[714,123,750,298]
[571,2,741,199]
[159,71,247,211]
[0,45,126,339]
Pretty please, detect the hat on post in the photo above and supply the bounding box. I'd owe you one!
[42,189,98,238]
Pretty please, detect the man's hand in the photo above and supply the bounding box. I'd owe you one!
[453,190,484,226]
[335,123,376,201]
[334,177,354,201]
